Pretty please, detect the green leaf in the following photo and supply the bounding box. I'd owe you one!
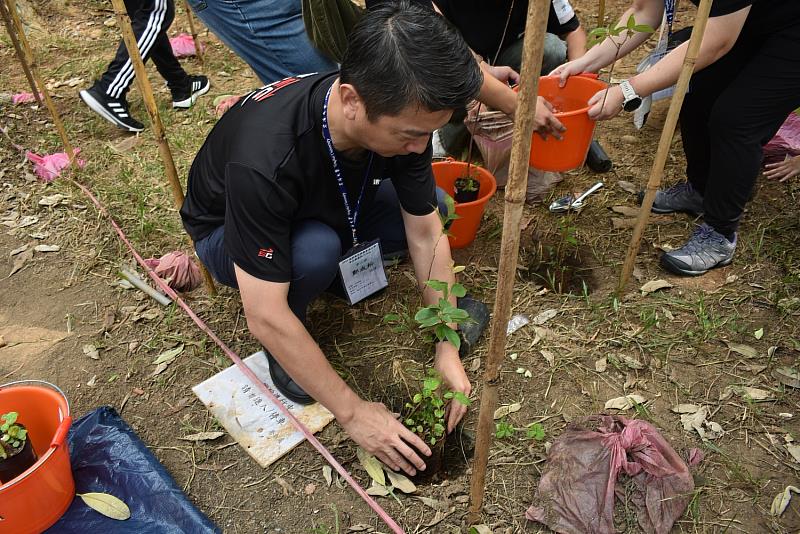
[414,307,437,321]
[417,316,443,328]
[425,280,449,293]
[2,412,18,426]
[610,26,624,36]
[633,24,655,33]
[356,447,386,486]
[17,428,27,440]
[405,418,415,426]
[433,423,445,436]
[434,409,445,419]
[434,324,449,343]
[626,14,636,29]
[444,327,461,350]
[444,391,453,399]
[413,393,422,404]
[78,492,131,520]
[452,265,465,274]
[452,391,471,406]
[447,308,470,321]
[450,283,467,298]
[423,375,441,392]
[526,423,546,441]
[383,313,401,323]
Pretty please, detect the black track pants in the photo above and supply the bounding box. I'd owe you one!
[97,0,189,98]
[679,23,800,236]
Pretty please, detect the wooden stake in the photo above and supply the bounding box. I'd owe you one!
[466,0,550,525]
[182,0,204,67]
[0,0,40,105]
[598,0,606,27]
[109,0,217,296]
[3,0,74,159]
[617,0,713,293]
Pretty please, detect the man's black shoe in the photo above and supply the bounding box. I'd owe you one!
[457,296,490,357]
[172,75,210,109]
[265,350,314,405]
[79,85,144,132]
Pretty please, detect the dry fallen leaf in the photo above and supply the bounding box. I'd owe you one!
[416,496,449,511]
[771,486,800,517]
[7,247,33,277]
[274,477,293,496]
[611,205,640,217]
[671,404,700,414]
[786,444,800,464]
[356,447,385,486]
[34,244,60,252]
[365,481,390,497]
[322,465,333,487]
[604,394,647,410]
[773,367,800,389]
[386,469,416,494]
[179,431,225,442]
[10,244,28,256]
[640,279,673,296]
[83,343,100,360]
[725,385,773,401]
[494,402,522,420]
[78,492,131,520]
[617,180,638,194]
[540,349,555,367]
[469,358,481,372]
[304,483,317,495]
[152,344,185,365]
[595,357,607,373]
[727,342,757,359]
[39,193,66,206]
[532,309,558,325]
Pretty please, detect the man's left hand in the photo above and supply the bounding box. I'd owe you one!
[588,85,624,121]
[435,342,471,433]
[485,64,520,86]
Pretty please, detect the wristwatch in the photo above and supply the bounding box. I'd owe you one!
[619,80,643,112]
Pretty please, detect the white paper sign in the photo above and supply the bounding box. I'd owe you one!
[192,351,334,468]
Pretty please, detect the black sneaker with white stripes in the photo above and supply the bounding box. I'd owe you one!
[172,75,210,109]
[79,84,144,133]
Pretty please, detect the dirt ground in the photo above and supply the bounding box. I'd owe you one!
[1,1,799,533]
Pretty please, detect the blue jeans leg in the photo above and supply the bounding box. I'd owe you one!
[194,221,341,322]
[184,0,336,84]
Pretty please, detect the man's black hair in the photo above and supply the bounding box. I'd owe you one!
[340,1,483,119]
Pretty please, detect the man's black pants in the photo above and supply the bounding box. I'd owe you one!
[680,23,800,237]
[98,0,189,99]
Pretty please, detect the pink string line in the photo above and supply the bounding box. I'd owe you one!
[65,176,405,533]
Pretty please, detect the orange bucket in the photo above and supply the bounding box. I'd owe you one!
[0,381,74,533]
[432,159,497,249]
[523,74,606,171]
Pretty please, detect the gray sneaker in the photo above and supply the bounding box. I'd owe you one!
[643,181,704,215]
[661,223,736,276]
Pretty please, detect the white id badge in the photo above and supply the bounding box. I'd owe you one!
[338,239,388,305]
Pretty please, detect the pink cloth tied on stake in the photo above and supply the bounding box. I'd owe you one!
[25,149,85,182]
[144,251,202,292]
[12,92,43,105]
[763,111,800,165]
[169,33,204,58]
[526,415,703,534]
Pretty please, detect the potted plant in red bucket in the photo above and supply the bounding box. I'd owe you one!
[403,369,470,482]
[432,159,497,248]
[0,411,38,483]
[454,173,481,203]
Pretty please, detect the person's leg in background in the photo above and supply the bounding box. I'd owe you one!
[146,18,210,109]
[494,33,566,75]
[661,27,800,275]
[185,0,336,85]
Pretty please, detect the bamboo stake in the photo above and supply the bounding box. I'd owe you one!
[466,0,550,524]
[0,0,40,105]
[617,0,713,293]
[109,0,217,296]
[3,0,74,158]
[598,0,606,27]
[182,0,204,67]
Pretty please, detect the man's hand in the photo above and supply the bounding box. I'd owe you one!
[485,64,520,86]
[435,343,471,433]
[339,399,432,477]
[587,85,624,121]
[764,155,800,182]
[535,97,566,140]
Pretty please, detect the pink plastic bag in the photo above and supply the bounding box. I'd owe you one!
[25,148,85,182]
[144,251,202,292]
[169,33,203,58]
[763,112,800,165]
[526,415,702,534]
[12,92,42,105]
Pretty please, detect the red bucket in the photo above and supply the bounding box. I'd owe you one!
[521,74,607,171]
[432,159,497,249]
[0,381,74,533]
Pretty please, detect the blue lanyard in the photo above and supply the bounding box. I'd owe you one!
[321,84,374,247]
[664,0,675,36]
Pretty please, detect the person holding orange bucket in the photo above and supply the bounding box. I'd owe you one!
[552,0,800,276]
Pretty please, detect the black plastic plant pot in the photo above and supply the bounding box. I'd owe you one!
[0,435,38,484]
[454,178,480,204]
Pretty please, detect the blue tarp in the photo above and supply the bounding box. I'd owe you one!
[46,406,219,533]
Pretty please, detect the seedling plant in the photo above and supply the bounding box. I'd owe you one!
[0,412,28,459]
[403,368,470,446]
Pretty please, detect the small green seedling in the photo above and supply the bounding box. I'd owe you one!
[0,412,28,460]
[404,369,471,446]
[495,420,516,439]
[526,422,546,441]
[414,279,470,350]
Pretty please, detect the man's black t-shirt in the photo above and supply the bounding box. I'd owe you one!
[688,0,800,39]
[180,73,437,283]
[433,0,580,62]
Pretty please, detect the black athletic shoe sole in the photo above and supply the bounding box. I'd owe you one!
[79,89,144,132]
[265,351,314,405]
[660,253,734,276]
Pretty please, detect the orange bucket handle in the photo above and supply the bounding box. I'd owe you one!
[50,416,72,449]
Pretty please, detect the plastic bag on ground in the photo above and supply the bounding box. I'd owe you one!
[144,251,202,292]
[26,148,85,182]
[169,33,204,58]
[526,167,563,203]
[763,111,800,166]
[47,406,219,533]
[526,415,702,534]
[464,102,514,187]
